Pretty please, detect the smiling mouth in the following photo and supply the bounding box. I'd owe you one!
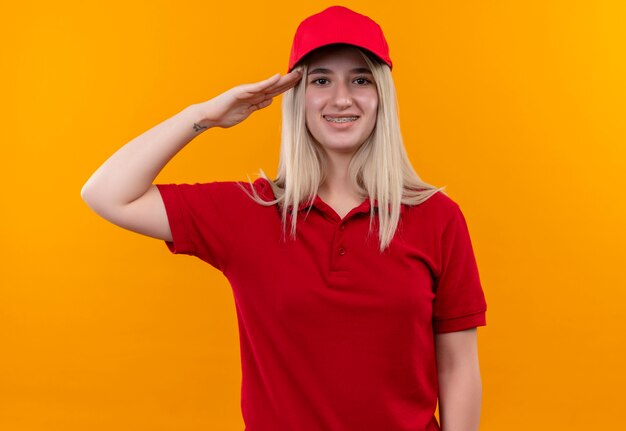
[323,116,359,123]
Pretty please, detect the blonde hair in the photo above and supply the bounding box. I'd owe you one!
[238,46,446,252]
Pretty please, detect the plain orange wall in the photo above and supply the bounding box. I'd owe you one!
[2,1,625,430]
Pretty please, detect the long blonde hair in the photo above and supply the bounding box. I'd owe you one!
[238,46,446,252]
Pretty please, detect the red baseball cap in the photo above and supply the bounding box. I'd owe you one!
[288,6,393,73]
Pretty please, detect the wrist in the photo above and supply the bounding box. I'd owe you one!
[187,102,216,131]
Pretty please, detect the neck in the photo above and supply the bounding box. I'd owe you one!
[319,150,358,198]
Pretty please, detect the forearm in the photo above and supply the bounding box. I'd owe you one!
[437,366,482,431]
[81,103,212,207]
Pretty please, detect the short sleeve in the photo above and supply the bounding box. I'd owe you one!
[155,182,246,272]
[433,204,487,333]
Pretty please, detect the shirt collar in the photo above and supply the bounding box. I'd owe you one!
[253,178,406,217]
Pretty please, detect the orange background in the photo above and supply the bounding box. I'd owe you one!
[2,1,625,430]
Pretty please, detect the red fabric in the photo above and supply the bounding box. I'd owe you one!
[155,178,487,431]
[288,6,393,72]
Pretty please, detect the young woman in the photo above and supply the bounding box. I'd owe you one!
[82,6,487,431]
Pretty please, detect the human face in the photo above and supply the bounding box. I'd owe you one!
[304,46,378,156]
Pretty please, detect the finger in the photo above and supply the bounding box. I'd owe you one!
[242,73,281,93]
[238,70,302,102]
[249,97,273,112]
[263,71,303,96]
[269,69,303,90]
[258,69,302,92]
[264,78,302,98]
[263,84,298,100]
[257,98,273,109]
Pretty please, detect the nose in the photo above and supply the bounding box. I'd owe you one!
[332,81,353,109]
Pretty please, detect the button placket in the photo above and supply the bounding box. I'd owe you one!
[330,221,349,272]
[337,221,347,257]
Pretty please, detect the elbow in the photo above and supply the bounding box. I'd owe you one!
[81,183,96,206]
[80,175,95,201]
[80,180,105,212]
[80,184,90,201]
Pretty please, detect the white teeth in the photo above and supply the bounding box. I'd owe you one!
[325,116,358,123]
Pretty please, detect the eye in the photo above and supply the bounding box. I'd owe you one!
[354,77,372,85]
[311,78,329,85]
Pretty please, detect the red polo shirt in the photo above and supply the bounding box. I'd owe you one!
[156,177,487,431]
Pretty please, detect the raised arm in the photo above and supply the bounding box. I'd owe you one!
[80,69,302,241]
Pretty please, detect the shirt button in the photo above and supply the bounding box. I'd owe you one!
[338,247,346,256]
[339,224,345,230]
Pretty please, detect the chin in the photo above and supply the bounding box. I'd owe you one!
[320,140,366,154]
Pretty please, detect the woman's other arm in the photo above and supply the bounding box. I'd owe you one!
[435,328,483,431]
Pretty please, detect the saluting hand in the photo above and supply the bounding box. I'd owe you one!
[197,69,303,129]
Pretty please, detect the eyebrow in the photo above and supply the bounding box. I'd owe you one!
[307,67,373,75]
